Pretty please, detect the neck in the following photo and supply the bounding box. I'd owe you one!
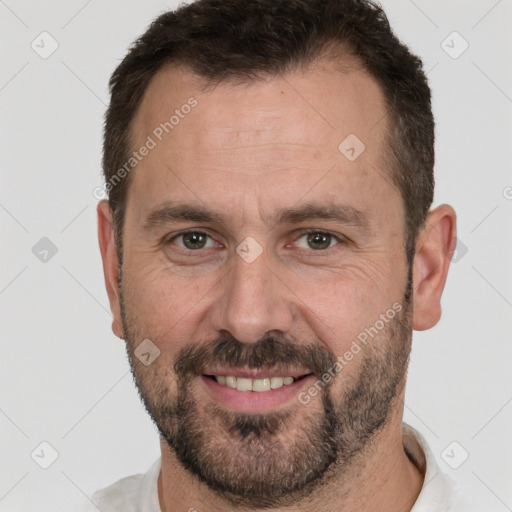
[158,407,424,512]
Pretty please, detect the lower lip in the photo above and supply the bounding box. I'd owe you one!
[200,374,316,412]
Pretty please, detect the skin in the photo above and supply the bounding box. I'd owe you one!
[98,59,457,512]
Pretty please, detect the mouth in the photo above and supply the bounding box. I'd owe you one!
[203,373,312,392]
[200,369,316,412]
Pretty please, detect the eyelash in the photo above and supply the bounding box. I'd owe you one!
[166,229,347,254]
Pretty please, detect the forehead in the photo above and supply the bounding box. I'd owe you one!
[133,59,387,151]
[127,60,399,228]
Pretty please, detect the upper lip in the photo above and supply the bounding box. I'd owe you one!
[202,367,312,379]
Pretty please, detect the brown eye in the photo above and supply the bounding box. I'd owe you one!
[295,230,343,251]
[306,232,332,250]
[169,231,216,250]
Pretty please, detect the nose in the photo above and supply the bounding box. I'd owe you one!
[209,245,294,344]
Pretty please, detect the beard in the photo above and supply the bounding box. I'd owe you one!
[120,270,413,508]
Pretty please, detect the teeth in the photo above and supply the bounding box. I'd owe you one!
[270,377,284,389]
[214,375,298,391]
[236,377,253,391]
[225,376,237,389]
[253,378,271,392]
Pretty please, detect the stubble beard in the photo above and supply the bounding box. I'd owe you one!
[120,277,413,508]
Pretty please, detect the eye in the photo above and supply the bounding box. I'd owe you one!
[293,230,346,251]
[168,231,218,251]
[165,229,346,254]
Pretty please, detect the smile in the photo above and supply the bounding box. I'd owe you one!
[205,374,311,392]
[200,371,315,411]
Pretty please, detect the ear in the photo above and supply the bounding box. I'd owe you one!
[97,200,124,339]
[412,204,457,331]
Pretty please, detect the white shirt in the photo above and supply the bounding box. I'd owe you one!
[91,424,469,511]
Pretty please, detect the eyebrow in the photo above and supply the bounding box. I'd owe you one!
[143,200,371,232]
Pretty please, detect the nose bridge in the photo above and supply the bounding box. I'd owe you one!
[212,245,293,344]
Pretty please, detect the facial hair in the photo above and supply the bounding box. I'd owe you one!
[120,273,413,508]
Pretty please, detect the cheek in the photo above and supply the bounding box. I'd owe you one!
[295,262,402,356]
[122,256,219,343]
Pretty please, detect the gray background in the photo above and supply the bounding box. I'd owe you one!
[1,0,511,510]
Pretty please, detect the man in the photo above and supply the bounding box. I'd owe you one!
[93,0,466,510]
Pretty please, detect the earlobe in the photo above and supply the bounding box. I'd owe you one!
[97,200,125,339]
[412,204,457,331]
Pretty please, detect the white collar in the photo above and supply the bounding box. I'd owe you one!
[403,423,460,511]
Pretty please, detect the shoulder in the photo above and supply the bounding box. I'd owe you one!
[91,458,161,512]
[403,424,476,512]
[92,473,145,511]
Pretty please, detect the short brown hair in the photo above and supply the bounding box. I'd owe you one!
[103,0,434,265]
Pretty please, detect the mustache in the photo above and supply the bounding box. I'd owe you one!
[173,332,337,379]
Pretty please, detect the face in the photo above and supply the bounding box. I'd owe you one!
[108,61,416,507]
